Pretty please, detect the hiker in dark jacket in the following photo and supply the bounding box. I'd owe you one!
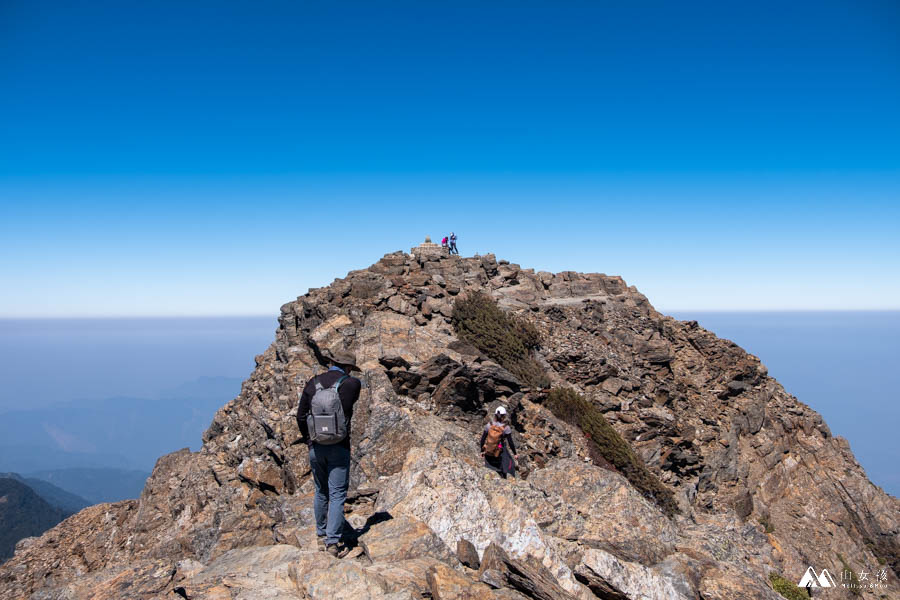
[449,232,458,255]
[480,406,518,478]
[297,350,362,557]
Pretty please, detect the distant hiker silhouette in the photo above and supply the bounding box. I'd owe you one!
[480,406,517,478]
[297,350,362,557]
[449,232,458,255]
[441,236,449,250]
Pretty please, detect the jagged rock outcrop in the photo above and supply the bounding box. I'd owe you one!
[1,248,897,599]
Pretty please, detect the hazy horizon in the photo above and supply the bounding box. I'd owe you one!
[1,313,897,496]
[3,308,900,319]
[0,317,276,413]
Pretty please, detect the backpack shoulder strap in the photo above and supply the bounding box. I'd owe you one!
[313,376,325,392]
[332,375,348,391]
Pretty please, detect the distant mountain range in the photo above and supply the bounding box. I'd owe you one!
[0,472,91,514]
[0,478,67,562]
[24,468,149,505]
[0,468,149,564]
[0,376,234,563]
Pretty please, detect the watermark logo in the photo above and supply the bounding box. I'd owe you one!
[797,565,889,592]
[798,567,836,588]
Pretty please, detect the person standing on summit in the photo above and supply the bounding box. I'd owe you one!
[449,232,458,255]
[297,350,362,557]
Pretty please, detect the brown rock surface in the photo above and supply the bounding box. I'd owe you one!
[427,563,520,600]
[457,538,481,569]
[360,514,457,564]
[1,250,897,600]
[478,542,579,600]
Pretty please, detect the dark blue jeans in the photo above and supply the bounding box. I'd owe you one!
[309,443,350,545]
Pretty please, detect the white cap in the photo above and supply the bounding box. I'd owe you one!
[494,406,507,416]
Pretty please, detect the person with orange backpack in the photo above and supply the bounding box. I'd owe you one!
[480,406,518,478]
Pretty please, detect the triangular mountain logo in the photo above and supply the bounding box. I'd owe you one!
[818,569,836,587]
[798,566,835,588]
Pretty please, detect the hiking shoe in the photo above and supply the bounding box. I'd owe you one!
[317,537,326,551]
[326,543,351,558]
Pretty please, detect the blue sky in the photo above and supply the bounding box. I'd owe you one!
[1,0,898,316]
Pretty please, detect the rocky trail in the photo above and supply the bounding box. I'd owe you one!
[1,240,897,599]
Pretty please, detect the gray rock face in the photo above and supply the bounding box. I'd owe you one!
[527,459,677,564]
[1,250,897,600]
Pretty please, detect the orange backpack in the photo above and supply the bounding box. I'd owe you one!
[483,424,505,457]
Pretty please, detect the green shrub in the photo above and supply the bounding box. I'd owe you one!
[451,292,549,388]
[544,387,680,518]
[768,572,809,600]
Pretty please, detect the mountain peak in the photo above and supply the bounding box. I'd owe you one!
[1,252,897,599]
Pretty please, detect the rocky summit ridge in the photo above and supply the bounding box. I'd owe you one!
[1,246,897,600]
